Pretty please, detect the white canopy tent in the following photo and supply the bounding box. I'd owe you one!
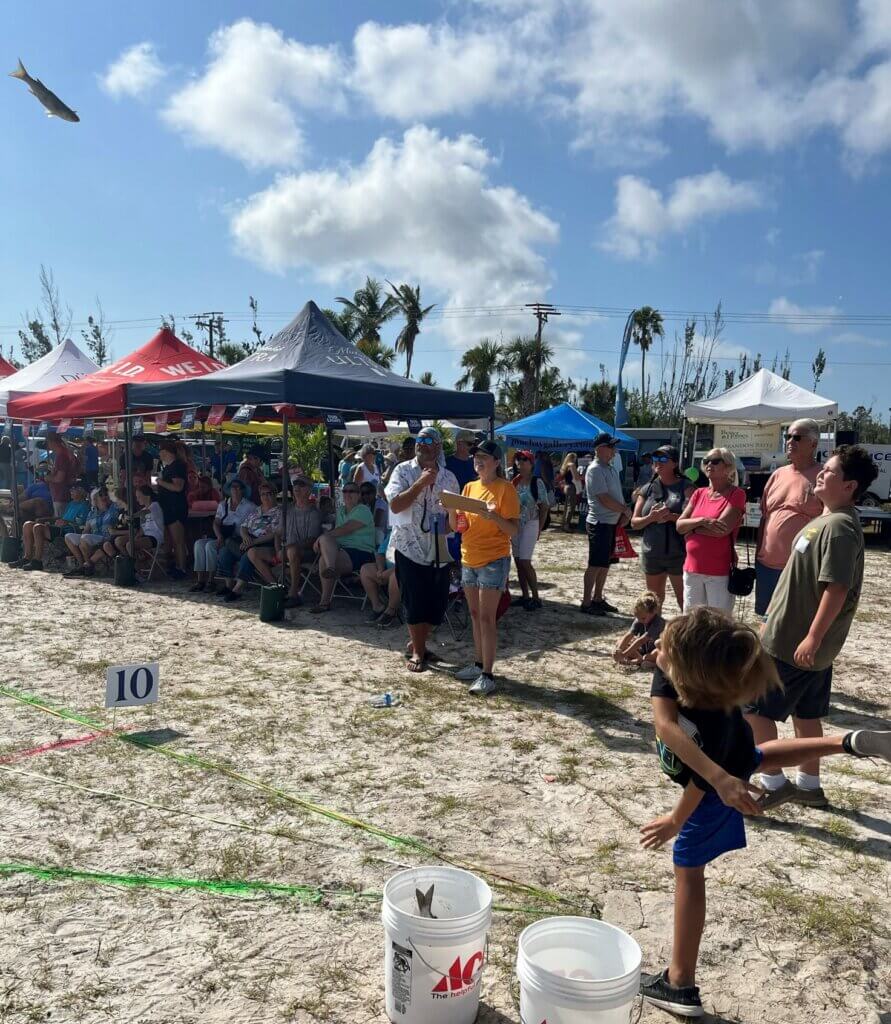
[681,369,838,466]
[0,339,98,417]
[685,368,837,425]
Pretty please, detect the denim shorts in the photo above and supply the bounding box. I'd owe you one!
[462,555,510,590]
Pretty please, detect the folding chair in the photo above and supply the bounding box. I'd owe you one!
[137,542,169,582]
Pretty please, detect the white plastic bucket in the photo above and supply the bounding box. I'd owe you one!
[382,866,493,1024]
[516,916,642,1024]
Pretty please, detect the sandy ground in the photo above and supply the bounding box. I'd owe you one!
[1,526,890,1024]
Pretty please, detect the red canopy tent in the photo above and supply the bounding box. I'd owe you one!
[0,354,17,379]
[8,328,224,420]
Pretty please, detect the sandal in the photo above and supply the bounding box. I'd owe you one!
[377,612,397,628]
[63,565,85,578]
[406,656,427,673]
[310,604,331,614]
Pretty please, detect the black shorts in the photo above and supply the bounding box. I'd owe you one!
[745,657,833,722]
[161,504,188,526]
[395,550,451,627]
[586,521,617,568]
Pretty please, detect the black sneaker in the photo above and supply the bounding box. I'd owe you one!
[595,597,619,613]
[848,730,891,764]
[580,602,606,616]
[640,969,704,1018]
[168,567,187,581]
[22,559,44,571]
[8,558,27,569]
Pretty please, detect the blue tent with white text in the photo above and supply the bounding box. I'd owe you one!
[497,403,638,452]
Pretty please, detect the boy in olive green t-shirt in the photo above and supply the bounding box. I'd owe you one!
[745,445,878,810]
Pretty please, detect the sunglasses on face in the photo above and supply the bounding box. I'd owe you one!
[651,455,670,463]
[702,457,726,466]
[787,434,808,442]
[415,437,437,447]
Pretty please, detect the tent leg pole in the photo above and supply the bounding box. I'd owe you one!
[326,427,335,492]
[679,419,687,466]
[488,416,494,442]
[281,412,289,592]
[10,425,23,555]
[691,424,699,467]
[201,420,207,476]
[116,414,136,586]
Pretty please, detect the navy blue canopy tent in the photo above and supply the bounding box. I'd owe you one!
[497,403,638,452]
[127,301,494,421]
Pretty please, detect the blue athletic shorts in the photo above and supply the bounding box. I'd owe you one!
[673,750,763,868]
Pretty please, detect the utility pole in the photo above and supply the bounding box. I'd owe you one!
[190,312,227,360]
[525,302,560,413]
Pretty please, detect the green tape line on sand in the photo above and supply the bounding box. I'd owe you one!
[0,684,585,912]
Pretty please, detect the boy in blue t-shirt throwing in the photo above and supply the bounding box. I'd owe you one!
[640,607,891,1018]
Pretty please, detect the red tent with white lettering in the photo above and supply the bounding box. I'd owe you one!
[8,329,224,420]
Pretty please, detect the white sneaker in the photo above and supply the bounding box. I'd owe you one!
[469,673,497,696]
[454,663,482,681]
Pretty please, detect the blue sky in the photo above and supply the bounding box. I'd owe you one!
[4,0,891,417]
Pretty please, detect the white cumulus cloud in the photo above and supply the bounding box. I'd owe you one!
[161,19,346,169]
[100,42,166,99]
[351,21,524,119]
[600,171,764,260]
[230,125,558,342]
[768,297,842,334]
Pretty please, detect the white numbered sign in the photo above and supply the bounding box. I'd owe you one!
[106,662,159,708]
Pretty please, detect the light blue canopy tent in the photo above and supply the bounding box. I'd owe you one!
[496,403,639,452]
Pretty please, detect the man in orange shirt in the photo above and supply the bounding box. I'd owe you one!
[755,419,823,616]
[448,440,520,695]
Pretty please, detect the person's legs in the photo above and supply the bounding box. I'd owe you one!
[477,586,502,675]
[65,534,84,564]
[745,712,783,788]
[192,538,208,581]
[33,523,54,561]
[247,545,276,585]
[592,566,609,602]
[360,561,385,611]
[101,540,117,561]
[645,572,667,608]
[703,574,735,614]
[791,716,824,782]
[317,532,340,575]
[21,521,35,559]
[521,554,539,602]
[408,623,431,664]
[513,555,528,599]
[682,571,706,611]
[385,570,401,613]
[759,732,846,771]
[168,521,187,571]
[318,548,352,605]
[667,573,684,610]
[286,544,303,597]
[669,865,706,988]
[465,586,482,664]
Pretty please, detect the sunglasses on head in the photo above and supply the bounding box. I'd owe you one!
[415,436,437,446]
[702,457,726,466]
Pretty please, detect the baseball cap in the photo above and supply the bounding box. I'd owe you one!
[593,432,618,448]
[515,449,535,461]
[471,439,502,459]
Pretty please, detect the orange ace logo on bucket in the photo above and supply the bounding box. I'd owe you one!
[431,952,484,997]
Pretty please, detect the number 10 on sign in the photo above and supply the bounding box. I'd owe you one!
[106,662,159,708]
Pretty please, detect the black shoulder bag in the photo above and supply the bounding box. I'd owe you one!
[728,489,755,597]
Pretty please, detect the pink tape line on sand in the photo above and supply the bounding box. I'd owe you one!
[0,728,133,766]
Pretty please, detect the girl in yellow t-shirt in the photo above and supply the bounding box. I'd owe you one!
[447,440,520,696]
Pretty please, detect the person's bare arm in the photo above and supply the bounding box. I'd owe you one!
[676,497,706,535]
[640,780,705,849]
[484,505,519,539]
[597,492,628,516]
[793,583,848,667]
[652,696,763,815]
[389,467,437,514]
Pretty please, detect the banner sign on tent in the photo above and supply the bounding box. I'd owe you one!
[154,413,168,434]
[407,417,423,435]
[56,419,71,434]
[365,412,387,434]
[106,418,119,436]
[207,405,226,427]
[84,419,94,435]
[180,410,196,430]
[232,404,255,425]
[324,412,345,430]
[132,417,144,436]
[714,424,781,457]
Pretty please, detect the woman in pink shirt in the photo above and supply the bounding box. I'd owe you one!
[754,418,823,615]
[676,447,746,613]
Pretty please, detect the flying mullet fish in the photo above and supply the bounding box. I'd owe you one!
[9,59,79,122]
[415,884,437,919]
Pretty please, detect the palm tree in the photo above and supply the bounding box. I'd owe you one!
[335,277,398,348]
[502,335,554,417]
[386,281,435,378]
[630,306,664,407]
[321,307,358,342]
[456,339,503,392]
[356,337,397,370]
[417,370,437,386]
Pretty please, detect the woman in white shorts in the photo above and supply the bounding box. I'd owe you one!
[510,450,550,611]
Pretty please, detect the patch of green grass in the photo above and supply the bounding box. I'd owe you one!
[431,794,465,819]
[511,737,536,754]
[756,884,878,949]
